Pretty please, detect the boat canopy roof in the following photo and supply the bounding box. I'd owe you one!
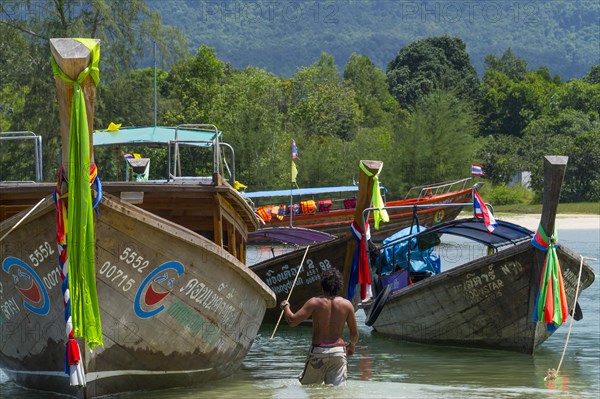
[243,186,359,199]
[382,218,534,250]
[93,126,220,147]
[248,227,336,245]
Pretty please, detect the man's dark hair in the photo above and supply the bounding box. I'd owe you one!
[321,268,343,296]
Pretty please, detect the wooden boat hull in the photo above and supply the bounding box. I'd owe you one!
[367,242,595,354]
[250,191,472,323]
[253,188,473,241]
[0,194,274,397]
[0,181,259,239]
[250,236,349,324]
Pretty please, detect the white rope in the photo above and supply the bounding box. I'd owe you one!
[0,198,46,243]
[546,255,597,381]
[270,245,310,339]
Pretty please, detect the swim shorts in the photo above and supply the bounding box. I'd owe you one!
[298,344,347,386]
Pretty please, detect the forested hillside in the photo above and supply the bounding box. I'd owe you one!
[148,0,599,79]
[1,1,598,203]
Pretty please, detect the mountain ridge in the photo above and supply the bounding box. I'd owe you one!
[148,0,599,79]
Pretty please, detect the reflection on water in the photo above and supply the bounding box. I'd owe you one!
[2,229,598,398]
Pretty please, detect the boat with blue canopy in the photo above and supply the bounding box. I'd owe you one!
[361,156,595,354]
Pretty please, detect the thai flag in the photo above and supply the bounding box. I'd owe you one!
[473,189,498,233]
[348,220,372,301]
[471,163,484,177]
[291,140,298,159]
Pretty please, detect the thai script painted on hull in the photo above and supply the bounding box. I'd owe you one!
[179,279,237,326]
[265,258,333,294]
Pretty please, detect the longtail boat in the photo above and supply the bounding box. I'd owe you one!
[244,178,474,242]
[251,159,466,324]
[0,38,275,398]
[362,156,595,354]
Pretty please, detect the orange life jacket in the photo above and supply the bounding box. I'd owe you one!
[257,206,271,222]
[300,200,317,214]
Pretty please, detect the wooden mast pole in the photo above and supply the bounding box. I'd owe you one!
[537,156,568,246]
[50,38,100,396]
[50,38,99,170]
[341,160,382,298]
[527,155,568,351]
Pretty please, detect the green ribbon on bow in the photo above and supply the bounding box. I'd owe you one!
[52,39,103,349]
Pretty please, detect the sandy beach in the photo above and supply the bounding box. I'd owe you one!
[494,213,600,231]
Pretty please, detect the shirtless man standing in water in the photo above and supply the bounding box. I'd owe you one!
[280,268,359,386]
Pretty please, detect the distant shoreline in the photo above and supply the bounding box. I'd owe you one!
[494,214,600,230]
[457,211,600,230]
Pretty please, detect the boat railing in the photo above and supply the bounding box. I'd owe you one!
[0,131,43,182]
[243,185,389,213]
[404,177,472,200]
[166,124,235,184]
[361,202,473,234]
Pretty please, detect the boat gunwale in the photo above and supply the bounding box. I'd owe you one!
[0,192,276,306]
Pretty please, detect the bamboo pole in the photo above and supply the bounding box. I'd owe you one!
[270,245,311,339]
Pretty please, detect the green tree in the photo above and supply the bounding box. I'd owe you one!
[0,20,61,180]
[522,109,599,201]
[479,69,557,137]
[386,36,480,110]
[161,45,228,125]
[96,68,169,128]
[209,66,289,190]
[475,135,524,185]
[548,79,600,116]
[0,1,187,181]
[583,65,600,84]
[395,90,478,188]
[566,131,600,202]
[296,135,352,188]
[484,48,528,81]
[289,53,360,140]
[343,53,401,129]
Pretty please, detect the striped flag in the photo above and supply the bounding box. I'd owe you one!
[472,163,484,177]
[473,189,497,233]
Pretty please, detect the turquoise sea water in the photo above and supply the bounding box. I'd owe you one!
[2,228,598,398]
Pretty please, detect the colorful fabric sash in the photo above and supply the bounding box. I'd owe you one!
[52,38,103,386]
[532,224,568,327]
[54,165,102,386]
[348,220,372,301]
